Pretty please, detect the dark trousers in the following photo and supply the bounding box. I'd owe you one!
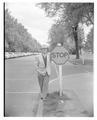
[38,72,49,98]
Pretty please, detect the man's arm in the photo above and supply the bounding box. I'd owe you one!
[34,57,39,70]
[49,53,52,63]
[49,53,54,64]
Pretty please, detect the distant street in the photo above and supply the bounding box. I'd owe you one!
[5,54,93,116]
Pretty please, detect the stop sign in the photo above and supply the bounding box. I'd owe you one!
[50,46,69,65]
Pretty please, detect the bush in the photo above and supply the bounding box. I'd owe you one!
[69,48,76,55]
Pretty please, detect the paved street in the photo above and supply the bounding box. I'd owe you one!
[5,54,93,116]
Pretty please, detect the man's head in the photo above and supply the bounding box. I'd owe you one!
[41,46,48,56]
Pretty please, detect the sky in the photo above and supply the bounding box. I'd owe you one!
[6,2,54,45]
[5,2,92,45]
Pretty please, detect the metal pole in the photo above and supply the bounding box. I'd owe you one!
[59,65,62,96]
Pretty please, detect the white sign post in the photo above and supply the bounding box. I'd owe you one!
[50,45,69,96]
[59,65,62,96]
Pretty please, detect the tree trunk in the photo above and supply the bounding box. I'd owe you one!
[73,25,80,59]
[60,42,64,46]
[75,37,79,59]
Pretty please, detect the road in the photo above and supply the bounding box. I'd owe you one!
[5,54,93,116]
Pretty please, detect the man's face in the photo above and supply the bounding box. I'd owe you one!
[41,48,48,55]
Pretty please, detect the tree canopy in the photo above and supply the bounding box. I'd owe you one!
[37,3,94,58]
[5,9,41,52]
[37,3,94,25]
[77,26,85,48]
[85,27,94,53]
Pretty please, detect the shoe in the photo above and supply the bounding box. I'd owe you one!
[41,97,43,100]
[41,97,47,101]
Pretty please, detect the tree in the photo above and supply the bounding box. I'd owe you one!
[77,26,85,54]
[5,9,41,52]
[85,27,94,53]
[37,3,94,58]
[48,22,75,52]
[48,23,66,45]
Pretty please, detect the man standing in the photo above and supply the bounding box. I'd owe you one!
[35,46,51,100]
